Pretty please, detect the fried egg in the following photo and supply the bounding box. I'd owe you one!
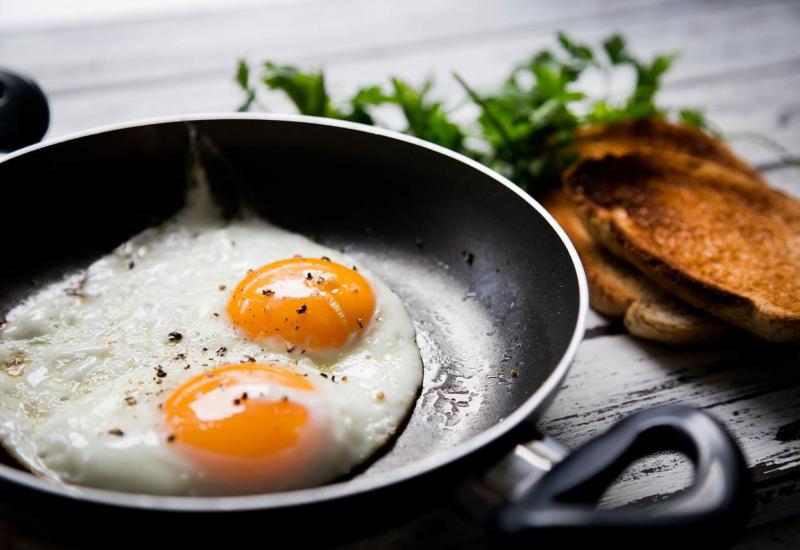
[0,181,423,495]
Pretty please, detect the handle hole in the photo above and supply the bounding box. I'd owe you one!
[598,450,693,510]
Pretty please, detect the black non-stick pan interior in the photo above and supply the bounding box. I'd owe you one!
[0,116,581,490]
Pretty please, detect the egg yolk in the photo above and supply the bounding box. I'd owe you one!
[164,363,315,459]
[226,257,375,351]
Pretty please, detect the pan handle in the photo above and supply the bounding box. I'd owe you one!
[0,69,50,152]
[492,404,752,549]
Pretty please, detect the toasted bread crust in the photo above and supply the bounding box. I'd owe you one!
[565,151,800,342]
[623,288,734,344]
[541,188,732,343]
[572,118,765,183]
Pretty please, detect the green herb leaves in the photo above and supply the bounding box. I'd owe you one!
[235,59,255,112]
[387,78,468,153]
[262,63,332,117]
[235,33,704,191]
[235,60,469,149]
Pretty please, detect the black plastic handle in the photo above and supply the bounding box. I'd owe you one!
[0,69,50,151]
[493,404,753,549]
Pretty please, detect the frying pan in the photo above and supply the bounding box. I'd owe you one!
[0,71,751,548]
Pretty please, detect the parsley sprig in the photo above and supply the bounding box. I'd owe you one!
[236,32,706,191]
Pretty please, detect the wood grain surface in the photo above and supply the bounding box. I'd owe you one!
[1,0,800,547]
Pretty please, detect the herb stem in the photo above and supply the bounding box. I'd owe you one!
[453,72,513,147]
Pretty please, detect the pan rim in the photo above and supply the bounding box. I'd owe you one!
[0,113,588,511]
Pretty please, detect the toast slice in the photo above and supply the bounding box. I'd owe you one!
[564,151,800,342]
[543,118,751,343]
[542,188,733,343]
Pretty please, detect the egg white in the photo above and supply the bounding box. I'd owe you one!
[0,183,423,495]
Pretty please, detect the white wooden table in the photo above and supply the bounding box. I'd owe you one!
[2,0,800,547]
